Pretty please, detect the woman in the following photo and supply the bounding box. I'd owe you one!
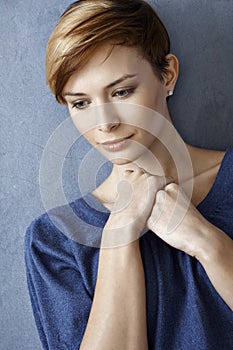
[25,0,233,349]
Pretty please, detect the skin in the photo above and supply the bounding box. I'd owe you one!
[62,44,233,349]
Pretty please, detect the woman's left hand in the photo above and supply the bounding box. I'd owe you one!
[146,182,211,259]
[147,181,233,310]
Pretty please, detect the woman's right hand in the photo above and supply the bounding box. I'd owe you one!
[103,167,172,247]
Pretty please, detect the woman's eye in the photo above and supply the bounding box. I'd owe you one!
[72,100,90,110]
[113,88,135,99]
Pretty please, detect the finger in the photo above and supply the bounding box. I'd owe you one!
[147,204,162,231]
[123,167,145,179]
[164,181,178,192]
[156,189,166,203]
[114,179,132,211]
[147,174,174,193]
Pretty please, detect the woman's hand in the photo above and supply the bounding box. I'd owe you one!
[147,182,233,310]
[82,166,175,350]
[103,167,172,247]
[146,182,214,258]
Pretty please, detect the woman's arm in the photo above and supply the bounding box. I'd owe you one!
[80,169,170,350]
[80,236,148,350]
[196,221,233,311]
[147,182,233,311]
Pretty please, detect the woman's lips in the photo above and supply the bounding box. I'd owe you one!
[100,135,134,152]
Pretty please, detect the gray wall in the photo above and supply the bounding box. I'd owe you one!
[1,1,233,349]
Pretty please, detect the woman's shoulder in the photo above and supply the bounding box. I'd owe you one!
[24,198,101,289]
[192,147,233,236]
[24,195,108,253]
[189,146,231,206]
[24,207,74,259]
[192,146,233,185]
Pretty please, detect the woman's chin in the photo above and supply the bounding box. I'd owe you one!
[109,157,134,166]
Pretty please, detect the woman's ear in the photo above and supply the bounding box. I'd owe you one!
[163,54,179,96]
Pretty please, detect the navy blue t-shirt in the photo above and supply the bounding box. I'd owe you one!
[24,149,233,350]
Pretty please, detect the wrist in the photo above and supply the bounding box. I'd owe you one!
[105,212,140,230]
[195,220,225,264]
[102,215,141,248]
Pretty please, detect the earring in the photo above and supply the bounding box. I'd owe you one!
[168,90,173,96]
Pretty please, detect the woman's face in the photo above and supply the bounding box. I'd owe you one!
[63,44,171,165]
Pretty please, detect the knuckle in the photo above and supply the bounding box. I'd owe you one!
[150,175,168,191]
[156,189,166,202]
[164,182,177,191]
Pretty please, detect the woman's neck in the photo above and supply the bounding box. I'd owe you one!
[93,140,181,208]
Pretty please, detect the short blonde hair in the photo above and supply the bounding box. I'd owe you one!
[46,0,170,104]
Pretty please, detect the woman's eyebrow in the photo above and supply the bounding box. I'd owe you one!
[63,92,87,97]
[63,74,137,97]
[105,74,137,89]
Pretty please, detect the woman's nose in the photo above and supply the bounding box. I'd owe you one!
[96,103,120,132]
[98,121,119,132]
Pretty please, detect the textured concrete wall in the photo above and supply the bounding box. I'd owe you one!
[1,1,233,349]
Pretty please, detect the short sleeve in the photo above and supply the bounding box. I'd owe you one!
[24,214,96,350]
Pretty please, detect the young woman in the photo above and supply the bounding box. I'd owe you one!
[25,0,233,349]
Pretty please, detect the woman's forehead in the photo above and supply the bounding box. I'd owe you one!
[63,45,148,93]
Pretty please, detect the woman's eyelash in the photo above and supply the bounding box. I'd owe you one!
[112,87,135,98]
[71,88,136,109]
[71,100,90,109]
